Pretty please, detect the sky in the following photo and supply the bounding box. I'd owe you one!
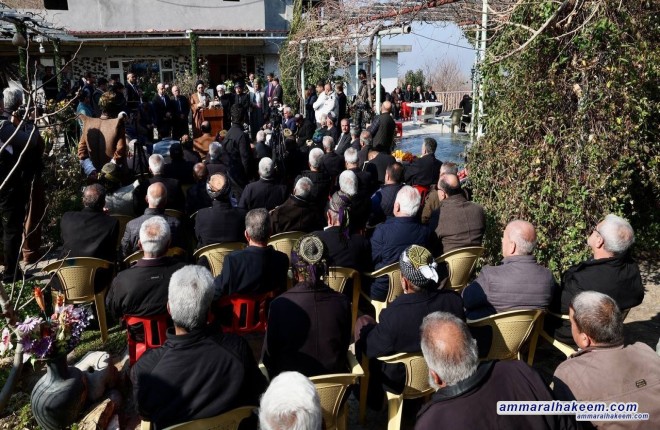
[386,21,478,79]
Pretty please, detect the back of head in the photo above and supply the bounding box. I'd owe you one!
[193,163,208,182]
[291,234,327,284]
[99,163,121,191]
[360,131,372,147]
[440,162,458,176]
[259,371,321,430]
[149,154,164,175]
[438,174,462,196]
[423,137,437,155]
[147,182,168,209]
[598,214,635,256]
[339,170,357,197]
[506,220,537,256]
[322,136,334,152]
[3,87,23,112]
[399,245,439,291]
[207,173,231,201]
[99,91,120,117]
[344,147,358,165]
[200,121,211,134]
[308,147,324,169]
[246,208,271,244]
[259,157,275,179]
[386,162,404,184]
[420,312,479,388]
[381,100,392,113]
[570,291,623,345]
[139,216,171,257]
[395,185,420,217]
[168,266,215,332]
[294,177,313,200]
[256,130,266,143]
[82,183,106,211]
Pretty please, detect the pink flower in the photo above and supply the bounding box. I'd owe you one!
[0,327,13,355]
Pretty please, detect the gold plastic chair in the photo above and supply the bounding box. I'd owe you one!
[326,267,361,334]
[193,242,247,277]
[364,262,402,322]
[467,309,544,361]
[123,246,187,267]
[109,214,134,249]
[358,352,433,429]
[267,231,305,264]
[43,257,114,343]
[310,351,364,430]
[140,405,256,430]
[164,209,185,220]
[435,246,485,292]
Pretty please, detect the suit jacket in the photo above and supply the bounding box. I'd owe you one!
[195,200,247,247]
[213,245,289,299]
[237,178,287,211]
[270,195,325,234]
[404,154,442,187]
[325,126,340,146]
[120,208,184,259]
[185,182,213,216]
[163,159,195,185]
[263,281,351,378]
[222,124,253,186]
[152,94,173,133]
[334,133,351,155]
[60,208,119,263]
[149,176,185,212]
[321,151,345,179]
[77,115,127,172]
[125,83,142,111]
[313,227,372,273]
[368,113,396,152]
[296,170,333,212]
[270,84,283,105]
[434,193,485,255]
[367,151,396,184]
[172,95,190,118]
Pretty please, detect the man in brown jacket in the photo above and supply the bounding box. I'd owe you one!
[553,291,660,429]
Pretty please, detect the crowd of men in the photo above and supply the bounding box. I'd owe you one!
[2,67,656,429]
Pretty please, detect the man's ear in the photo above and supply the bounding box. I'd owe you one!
[244,230,250,243]
[138,240,143,251]
[166,302,171,316]
[393,201,401,215]
[430,369,445,389]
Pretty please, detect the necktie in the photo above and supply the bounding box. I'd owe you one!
[177,98,181,113]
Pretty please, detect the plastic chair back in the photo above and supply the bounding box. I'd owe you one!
[110,214,133,249]
[164,209,185,220]
[193,242,247,277]
[125,314,170,365]
[450,108,463,133]
[124,246,187,267]
[217,292,274,334]
[268,231,305,263]
[365,262,402,322]
[435,246,484,292]
[468,309,544,361]
[326,267,361,334]
[158,406,256,430]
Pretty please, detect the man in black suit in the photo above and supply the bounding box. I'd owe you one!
[269,77,284,107]
[355,245,464,405]
[324,112,340,145]
[238,157,287,211]
[349,127,361,151]
[170,85,190,140]
[367,100,396,153]
[320,136,344,179]
[152,83,173,139]
[213,208,288,298]
[60,184,118,292]
[334,118,352,156]
[223,105,253,189]
[194,172,246,247]
[106,216,186,321]
[270,177,325,234]
[404,137,443,188]
[295,148,333,215]
[148,154,185,211]
[185,163,212,216]
[163,143,195,185]
[125,73,142,113]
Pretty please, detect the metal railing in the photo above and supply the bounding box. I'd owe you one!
[435,91,472,113]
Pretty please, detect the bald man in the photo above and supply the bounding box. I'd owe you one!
[367,100,396,153]
[462,220,555,319]
[152,83,173,138]
[194,173,246,247]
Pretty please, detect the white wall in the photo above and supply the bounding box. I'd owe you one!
[342,53,400,97]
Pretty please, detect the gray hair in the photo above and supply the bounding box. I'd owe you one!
[294,177,313,199]
[359,131,372,146]
[421,312,479,388]
[423,137,437,154]
[147,183,167,208]
[350,127,360,138]
[440,162,458,176]
[283,106,292,115]
[395,185,421,217]
[246,208,270,244]
[507,220,537,255]
[339,170,357,197]
[259,157,275,179]
[308,147,324,169]
[322,136,334,152]
[209,142,222,160]
[256,130,266,143]
[148,154,164,175]
[168,265,215,331]
[570,291,624,345]
[139,216,171,256]
[259,371,322,430]
[82,183,106,211]
[598,214,635,255]
[2,87,23,111]
[344,147,358,165]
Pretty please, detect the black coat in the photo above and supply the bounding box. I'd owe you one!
[296,170,333,212]
[120,208,184,259]
[270,196,325,234]
[320,151,345,179]
[325,126,340,146]
[313,227,372,273]
[368,113,396,152]
[238,178,287,211]
[223,124,253,186]
[185,182,213,216]
[152,94,173,136]
[334,133,352,156]
[163,159,195,185]
[148,176,185,211]
[367,152,396,184]
[60,208,119,263]
[195,200,247,247]
[404,154,442,188]
[369,183,404,225]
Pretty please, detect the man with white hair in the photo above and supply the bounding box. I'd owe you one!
[215,85,231,130]
[107,217,185,321]
[205,141,227,177]
[551,213,644,345]
[131,265,266,429]
[270,177,325,234]
[462,220,555,319]
[370,186,430,300]
[296,147,332,213]
[147,153,185,211]
[120,182,183,259]
[259,371,322,430]
[254,129,271,160]
[238,157,287,211]
[320,135,344,178]
[416,312,572,429]
[152,83,173,139]
[170,85,190,140]
[553,291,660,429]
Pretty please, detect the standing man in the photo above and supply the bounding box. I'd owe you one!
[170,85,190,140]
[152,83,173,139]
[223,105,254,189]
[125,73,143,113]
[367,100,396,153]
[270,77,283,106]
[313,83,336,127]
[249,79,266,141]
[334,118,352,156]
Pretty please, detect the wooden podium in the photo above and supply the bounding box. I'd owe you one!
[202,108,224,135]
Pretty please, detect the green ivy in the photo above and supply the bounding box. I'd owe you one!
[470,0,659,276]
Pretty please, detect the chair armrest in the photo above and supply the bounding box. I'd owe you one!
[547,311,570,320]
[259,362,270,382]
[347,350,364,376]
[377,352,411,363]
[140,421,152,430]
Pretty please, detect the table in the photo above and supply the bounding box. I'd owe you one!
[407,102,443,126]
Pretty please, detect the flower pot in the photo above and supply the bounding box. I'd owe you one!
[31,355,88,430]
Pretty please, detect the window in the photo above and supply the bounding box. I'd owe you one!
[107,58,174,84]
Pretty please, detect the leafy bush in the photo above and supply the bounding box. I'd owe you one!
[469,0,659,275]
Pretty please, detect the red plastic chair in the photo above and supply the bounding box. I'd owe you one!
[216,292,275,334]
[125,314,170,365]
[395,121,403,137]
[412,184,430,211]
[401,102,412,121]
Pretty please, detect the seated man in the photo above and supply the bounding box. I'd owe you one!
[421,162,458,225]
[259,371,322,430]
[416,312,574,430]
[370,186,429,301]
[193,120,215,158]
[99,162,138,217]
[238,157,287,211]
[356,245,464,403]
[553,291,660,429]
[120,182,183,260]
[403,137,442,188]
[147,154,185,211]
[270,177,325,234]
[131,265,266,429]
[295,147,332,214]
[369,162,404,226]
[185,162,212,216]
[213,208,289,298]
[163,143,195,185]
[345,146,375,197]
[433,174,485,256]
[205,142,227,177]
[550,214,644,345]
[60,184,118,292]
[194,173,247,247]
[263,235,351,378]
[463,220,556,319]
[320,136,344,178]
[106,217,185,321]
